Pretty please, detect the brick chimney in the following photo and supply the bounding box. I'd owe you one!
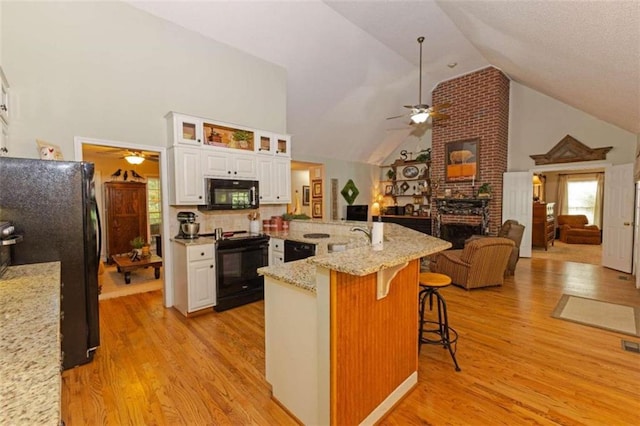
[431,66,510,236]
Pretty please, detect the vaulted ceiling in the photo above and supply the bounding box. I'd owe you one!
[127,0,640,165]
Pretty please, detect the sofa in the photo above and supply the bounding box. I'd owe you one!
[432,237,515,290]
[557,215,601,244]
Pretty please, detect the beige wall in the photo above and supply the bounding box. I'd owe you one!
[508,82,636,171]
[2,1,286,160]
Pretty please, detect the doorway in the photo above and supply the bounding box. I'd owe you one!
[75,137,169,301]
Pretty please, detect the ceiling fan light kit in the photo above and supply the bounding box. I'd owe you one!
[411,111,429,124]
[125,153,145,165]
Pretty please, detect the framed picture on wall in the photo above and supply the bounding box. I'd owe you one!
[445,138,479,182]
[302,185,310,205]
[312,179,323,198]
[312,200,322,218]
[384,185,394,195]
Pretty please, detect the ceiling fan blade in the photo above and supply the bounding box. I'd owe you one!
[403,105,416,109]
[431,102,452,111]
[429,112,450,120]
[386,114,407,120]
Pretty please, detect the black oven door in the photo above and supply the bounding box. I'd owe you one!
[215,239,269,311]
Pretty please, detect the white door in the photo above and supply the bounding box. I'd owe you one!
[602,163,635,273]
[502,171,533,257]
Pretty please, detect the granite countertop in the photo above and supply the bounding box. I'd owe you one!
[171,236,216,246]
[0,262,61,425]
[259,223,451,293]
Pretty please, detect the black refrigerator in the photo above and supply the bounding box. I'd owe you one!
[0,157,100,370]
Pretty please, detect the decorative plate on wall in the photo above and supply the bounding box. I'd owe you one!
[341,179,360,205]
[402,166,419,178]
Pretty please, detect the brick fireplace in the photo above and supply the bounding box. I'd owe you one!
[431,66,510,238]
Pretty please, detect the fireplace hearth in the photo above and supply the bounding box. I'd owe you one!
[441,223,483,249]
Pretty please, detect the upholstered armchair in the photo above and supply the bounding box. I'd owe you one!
[557,215,601,244]
[466,220,525,276]
[432,237,515,290]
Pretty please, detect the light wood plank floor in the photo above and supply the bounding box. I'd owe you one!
[62,258,640,425]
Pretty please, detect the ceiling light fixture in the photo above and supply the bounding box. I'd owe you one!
[125,153,145,165]
[411,111,429,124]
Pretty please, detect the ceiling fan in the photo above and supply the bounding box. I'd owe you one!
[120,150,158,165]
[387,36,451,124]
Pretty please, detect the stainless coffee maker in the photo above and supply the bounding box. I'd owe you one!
[176,211,200,239]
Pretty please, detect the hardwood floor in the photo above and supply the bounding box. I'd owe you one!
[62,258,640,425]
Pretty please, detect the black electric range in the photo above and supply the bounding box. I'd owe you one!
[198,231,270,311]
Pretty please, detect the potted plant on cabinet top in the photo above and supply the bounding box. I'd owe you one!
[231,130,252,149]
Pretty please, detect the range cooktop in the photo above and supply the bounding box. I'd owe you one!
[199,231,268,242]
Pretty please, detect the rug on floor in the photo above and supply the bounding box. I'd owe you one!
[552,294,640,337]
[99,263,163,300]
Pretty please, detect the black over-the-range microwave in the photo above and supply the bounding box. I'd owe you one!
[199,178,259,211]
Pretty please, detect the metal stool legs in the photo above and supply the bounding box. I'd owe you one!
[419,286,461,371]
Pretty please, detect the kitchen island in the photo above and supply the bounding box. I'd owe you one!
[258,222,451,425]
[0,262,61,425]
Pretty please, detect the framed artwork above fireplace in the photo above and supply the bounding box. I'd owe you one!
[445,138,479,182]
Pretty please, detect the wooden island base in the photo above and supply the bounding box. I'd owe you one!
[264,259,420,425]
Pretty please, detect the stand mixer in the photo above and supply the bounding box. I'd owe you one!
[176,211,200,239]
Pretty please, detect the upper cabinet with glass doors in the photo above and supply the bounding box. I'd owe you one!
[255,131,291,157]
[166,112,203,146]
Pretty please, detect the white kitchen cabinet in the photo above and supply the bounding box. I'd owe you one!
[173,242,216,315]
[0,121,7,156]
[202,149,256,179]
[0,67,9,125]
[269,238,284,265]
[273,158,291,203]
[166,112,203,146]
[255,131,291,157]
[257,157,291,204]
[168,146,204,205]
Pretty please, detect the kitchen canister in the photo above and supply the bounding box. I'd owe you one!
[250,220,260,233]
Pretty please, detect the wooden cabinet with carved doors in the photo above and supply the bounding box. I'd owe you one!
[105,182,148,262]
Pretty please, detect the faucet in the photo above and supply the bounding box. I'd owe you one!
[351,226,371,241]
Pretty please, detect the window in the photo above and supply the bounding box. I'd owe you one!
[567,180,597,223]
[147,176,162,234]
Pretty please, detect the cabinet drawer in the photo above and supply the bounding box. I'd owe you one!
[271,238,284,253]
[188,244,214,261]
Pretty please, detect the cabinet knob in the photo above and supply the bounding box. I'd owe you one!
[197,139,201,143]
[234,171,237,175]
[210,265,214,268]
[228,171,231,174]
[276,196,279,199]
[201,252,205,256]
[198,195,202,199]
[0,105,6,112]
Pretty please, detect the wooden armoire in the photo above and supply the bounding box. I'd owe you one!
[105,181,148,261]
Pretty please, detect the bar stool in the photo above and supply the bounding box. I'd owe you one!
[418,272,461,371]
